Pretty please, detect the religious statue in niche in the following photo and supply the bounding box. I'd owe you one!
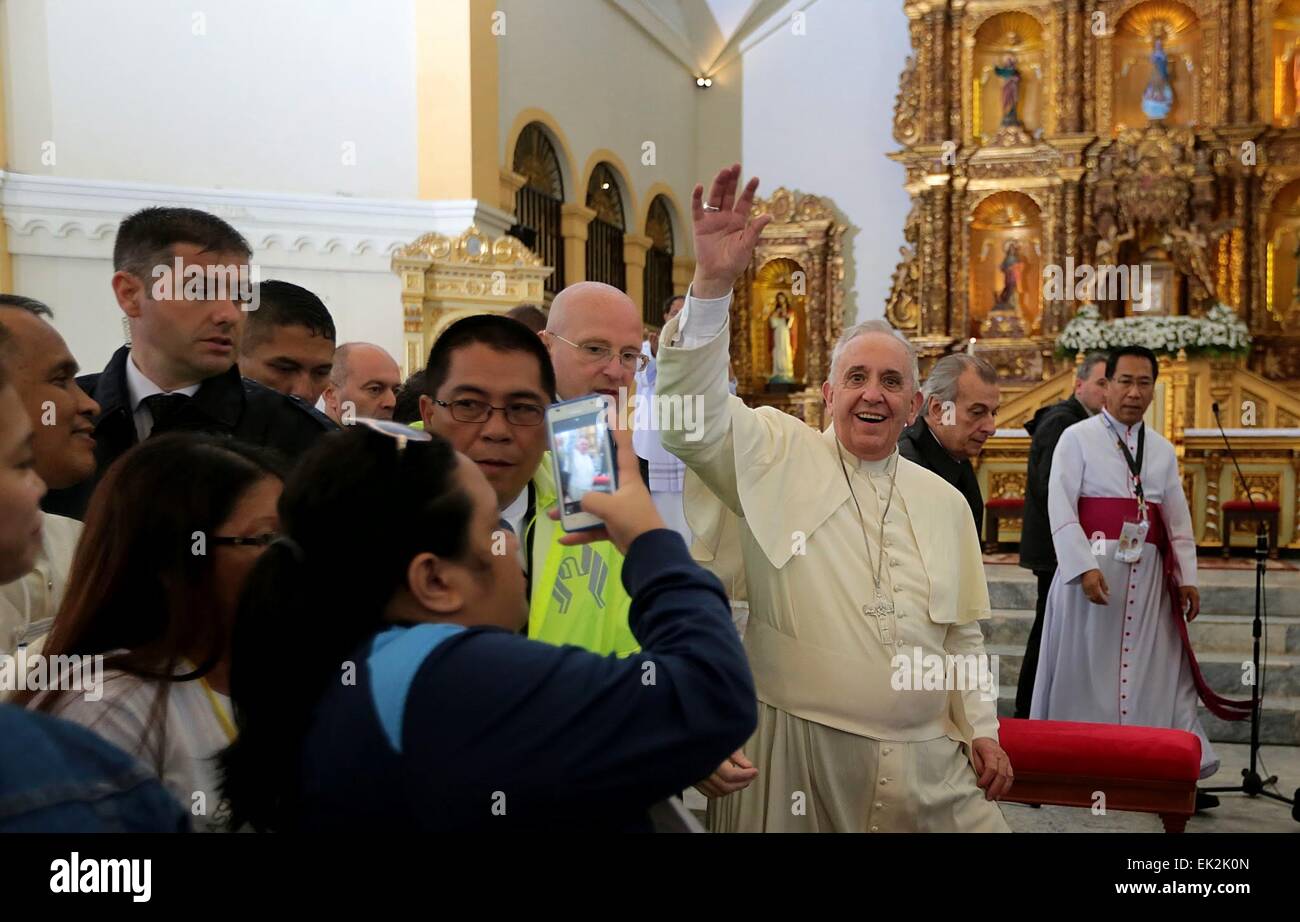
[979,239,1031,338]
[767,293,797,384]
[995,54,1023,127]
[996,240,1025,309]
[1142,37,1175,119]
[1095,216,1136,267]
[1164,226,1217,303]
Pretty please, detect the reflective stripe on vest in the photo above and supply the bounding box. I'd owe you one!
[526,499,638,657]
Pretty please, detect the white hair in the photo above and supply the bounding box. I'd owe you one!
[828,319,920,390]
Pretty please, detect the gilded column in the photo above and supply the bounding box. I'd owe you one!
[1232,0,1253,123]
[1082,0,1097,135]
[1063,0,1079,133]
[1206,452,1224,544]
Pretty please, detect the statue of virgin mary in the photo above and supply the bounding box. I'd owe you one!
[768,293,796,383]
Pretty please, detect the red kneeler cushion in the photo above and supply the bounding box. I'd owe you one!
[998,717,1201,783]
[1221,500,1280,511]
[986,497,1025,510]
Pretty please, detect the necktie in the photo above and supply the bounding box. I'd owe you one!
[141,393,192,432]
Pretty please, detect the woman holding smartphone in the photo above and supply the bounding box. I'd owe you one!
[220,421,756,831]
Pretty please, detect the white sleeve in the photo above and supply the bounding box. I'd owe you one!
[669,288,732,349]
[48,674,161,768]
[1048,426,1097,584]
[945,620,1000,742]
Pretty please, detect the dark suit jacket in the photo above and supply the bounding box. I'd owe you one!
[1018,395,1090,573]
[897,416,983,533]
[43,346,337,520]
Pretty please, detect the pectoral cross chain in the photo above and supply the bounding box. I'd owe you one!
[863,593,896,646]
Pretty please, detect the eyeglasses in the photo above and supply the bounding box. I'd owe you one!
[210,533,280,548]
[434,398,545,427]
[547,333,649,372]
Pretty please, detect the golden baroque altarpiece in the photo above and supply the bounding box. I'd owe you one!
[885,0,1300,550]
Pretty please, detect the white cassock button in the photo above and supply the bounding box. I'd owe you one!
[870,825,879,832]
[882,747,892,755]
[889,558,898,567]
[875,801,885,808]
[880,777,890,785]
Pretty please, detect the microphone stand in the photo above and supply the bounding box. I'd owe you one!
[1201,403,1299,821]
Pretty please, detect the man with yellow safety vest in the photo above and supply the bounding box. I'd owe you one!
[420,290,648,657]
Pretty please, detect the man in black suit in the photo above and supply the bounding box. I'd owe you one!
[1012,351,1109,718]
[898,353,1000,533]
[44,207,336,519]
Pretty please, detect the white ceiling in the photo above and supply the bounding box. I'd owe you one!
[610,0,806,74]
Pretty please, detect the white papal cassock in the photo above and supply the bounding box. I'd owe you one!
[1031,408,1219,778]
[658,292,1008,833]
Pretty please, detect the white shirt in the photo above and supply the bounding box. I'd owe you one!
[501,487,531,574]
[42,669,236,832]
[568,451,595,497]
[124,355,201,441]
[0,513,82,657]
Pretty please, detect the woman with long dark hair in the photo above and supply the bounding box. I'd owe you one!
[18,434,284,831]
[221,422,755,831]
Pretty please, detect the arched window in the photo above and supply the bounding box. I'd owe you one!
[512,123,565,297]
[643,195,676,325]
[584,163,626,291]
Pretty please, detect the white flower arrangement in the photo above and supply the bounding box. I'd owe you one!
[1056,304,1251,358]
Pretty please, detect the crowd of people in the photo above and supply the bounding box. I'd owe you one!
[0,164,1219,832]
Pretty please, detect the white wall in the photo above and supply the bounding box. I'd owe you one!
[12,254,405,374]
[741,0,912,322]
[497,0,700,252]
[5,0,420,198]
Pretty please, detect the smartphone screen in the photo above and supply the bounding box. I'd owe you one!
[546,397,617,531]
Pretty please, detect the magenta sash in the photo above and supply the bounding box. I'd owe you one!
[1077,497,1252,722]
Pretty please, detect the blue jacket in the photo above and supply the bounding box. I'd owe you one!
[0,705,189,832]
[297,529,756,831]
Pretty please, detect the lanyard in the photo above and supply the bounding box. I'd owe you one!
[199,676,237,743]
[1104,416,1146,506]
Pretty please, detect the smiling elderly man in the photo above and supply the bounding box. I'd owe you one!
[656,165,1012,833]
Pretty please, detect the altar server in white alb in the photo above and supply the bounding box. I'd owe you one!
[657,165,1013,832]
[1032,346,1251,799]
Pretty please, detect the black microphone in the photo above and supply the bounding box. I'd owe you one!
[1212,401,1259,517]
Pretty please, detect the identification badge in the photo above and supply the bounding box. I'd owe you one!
[1115,518,1148,563]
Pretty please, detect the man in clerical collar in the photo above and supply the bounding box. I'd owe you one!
[657,164,1012,832]
[898,353,1000,533]
[1033,345,1234,811]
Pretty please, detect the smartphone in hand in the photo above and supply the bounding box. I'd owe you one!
[545,395,619,532]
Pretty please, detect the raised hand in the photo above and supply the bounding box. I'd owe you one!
[690,164,773,300]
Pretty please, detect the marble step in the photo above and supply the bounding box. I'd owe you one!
[980,609,1300,655]
[984,564,1300,617]
[983,644,1300,699]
